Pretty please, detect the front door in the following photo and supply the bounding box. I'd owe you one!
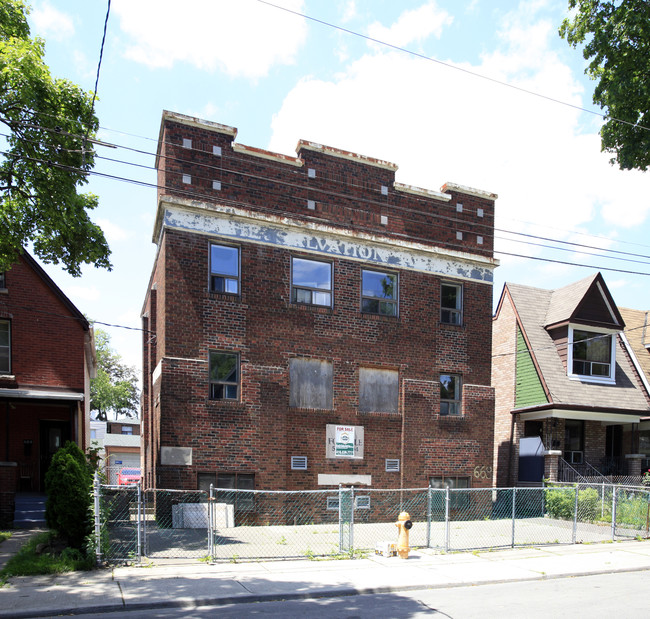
[605,425,623,473]
[39,421,70,491]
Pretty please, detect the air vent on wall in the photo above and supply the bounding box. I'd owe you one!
[291,456,308,470]
[385,459,400,472]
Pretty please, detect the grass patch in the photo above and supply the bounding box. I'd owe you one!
[0,531,94,584]
[0,531,11,544]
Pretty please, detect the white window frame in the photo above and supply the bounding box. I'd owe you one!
[210,243,240,295]
[291,256,333,307]
[326,496,339,511]
[209,351,240,400]
[440,373,462,416]
[361,269,398,317]
[567,325,616,384]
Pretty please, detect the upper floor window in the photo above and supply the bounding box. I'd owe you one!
[0,320,10,374]
[210,244,239,294]
[0,272,5,288]
[361,270,397,316]
[569,328,615,382]
[121,426,133,435]
[441,283,462,325]
[209,352,239,400]
[291,257,332,307]
[440,373,462,416]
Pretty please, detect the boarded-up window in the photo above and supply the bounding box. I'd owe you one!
[289,358,333,409]
[359,367,398,413]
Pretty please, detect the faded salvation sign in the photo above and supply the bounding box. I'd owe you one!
[326,424,364,459]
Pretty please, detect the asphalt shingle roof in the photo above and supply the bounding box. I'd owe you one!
[507,280,649,413]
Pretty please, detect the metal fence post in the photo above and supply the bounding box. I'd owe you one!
[426,486,432,548]
[611,487,617,541]
[572,485,579,544]
[93,472,102,566]
[137,482,142,561]
[338,485,343,553]
[511,487,517,548]
[444,487,450,552]
[208,484,214,563]
[350,486,355,555]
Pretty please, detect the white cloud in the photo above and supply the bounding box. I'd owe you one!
[366,2,453,48]
[96,219,130,243]
[31,2,75,41]
[112,0,308,79]
[268,0,649,279]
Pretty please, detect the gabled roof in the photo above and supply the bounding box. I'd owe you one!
[544,273,623,330]
[504,275,648,413]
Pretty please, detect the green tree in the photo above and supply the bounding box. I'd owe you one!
[559,0,650,171]
[0,0,111,275]
[44,441,92,549]
[91,329,140,421]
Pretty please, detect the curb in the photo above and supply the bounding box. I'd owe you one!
[3,563,650,618]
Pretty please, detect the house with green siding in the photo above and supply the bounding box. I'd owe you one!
[492,273,650,486]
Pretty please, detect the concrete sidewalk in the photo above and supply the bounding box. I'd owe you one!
[1,539,649,618]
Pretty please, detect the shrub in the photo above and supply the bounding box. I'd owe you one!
[545,487,575,520]
[44,441,92,549]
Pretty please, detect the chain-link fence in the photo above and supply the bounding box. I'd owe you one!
[94,477,650,564]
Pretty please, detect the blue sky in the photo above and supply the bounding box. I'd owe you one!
[27,0,649,376]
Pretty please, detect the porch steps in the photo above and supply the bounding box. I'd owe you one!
[13,494,47,529]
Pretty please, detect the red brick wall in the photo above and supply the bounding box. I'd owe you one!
[142,115,497,492]
[157,117,495,259]
[492,288,518,486]
[0,255,86,390]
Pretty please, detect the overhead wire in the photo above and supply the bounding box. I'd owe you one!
[254,0,650,135]
[12,106,650,260]
[4,136,650,276]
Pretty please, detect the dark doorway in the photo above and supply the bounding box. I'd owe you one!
[605,425,623,474]
[39,421,70,491]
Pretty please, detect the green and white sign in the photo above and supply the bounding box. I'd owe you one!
[335,426,355,457]
[326,424,364,459]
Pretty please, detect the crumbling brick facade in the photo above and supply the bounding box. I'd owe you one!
[142,111,498,495]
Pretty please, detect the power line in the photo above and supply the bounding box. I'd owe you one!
[4,141,650,277]
[254,0,650,135]
[13,106,650,260]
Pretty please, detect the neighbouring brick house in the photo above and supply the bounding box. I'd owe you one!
[492,273,650,486]
[0,252,95,524]
[141,110,498,508]
[619,307,650,473]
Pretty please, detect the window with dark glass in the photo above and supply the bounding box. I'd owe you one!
[440,374,461,416]
[291,257,332,306]
[0,272,5,288]
[210,244,239,294]
[216,472,254,511]
[441,283,462,324]
[571,329,612,378]
[0,320,10,374]
[361,270,397,316]
[564,419,584,464]
[209,352,239,400]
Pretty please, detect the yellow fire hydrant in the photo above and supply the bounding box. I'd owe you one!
[395,511,413,559]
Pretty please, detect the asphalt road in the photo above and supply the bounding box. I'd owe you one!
[68,570,649,618]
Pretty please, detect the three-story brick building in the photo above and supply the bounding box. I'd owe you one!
[141,111,498,498]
